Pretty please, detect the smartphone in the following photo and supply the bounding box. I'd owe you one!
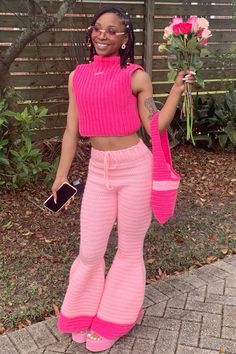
[44,182,77,213]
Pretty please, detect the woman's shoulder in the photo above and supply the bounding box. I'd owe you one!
[125,62,144,72]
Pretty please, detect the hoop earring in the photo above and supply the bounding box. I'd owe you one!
[121,43,126,50]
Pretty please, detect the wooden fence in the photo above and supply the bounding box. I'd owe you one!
[0,0,235,138]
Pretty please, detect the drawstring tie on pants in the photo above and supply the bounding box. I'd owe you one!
[104,152,117,190]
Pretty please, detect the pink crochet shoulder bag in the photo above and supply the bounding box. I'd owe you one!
[150,112,180,224]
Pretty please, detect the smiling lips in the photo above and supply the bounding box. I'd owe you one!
[95,42,109,49]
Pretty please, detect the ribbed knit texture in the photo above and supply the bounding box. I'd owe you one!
[150,112,180,224]
[72,55,143,136]
[57,139,152,338]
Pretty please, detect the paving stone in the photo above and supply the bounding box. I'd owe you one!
[225,275,236,289]
[151,280,182,298]
[207,280,225,295]
[225,287,236,296]
[206,293,236,306]
[109,349,131,354]
[176,345,219,354]
[142,315,181,331]
[154,329,178,354]
[185,299,222,314]
[213,260,236,275]
[222,326,236,340]
[205,264,231,279]
[164,308,202,322]
[46,338,71,352]
[165,277,195,293]
[143,295,155,308]
[201,313,221,337]
[0,335,18,354]
[179,321,201,346]
[27,321,57,348]
[45,317,70,341]
[167,293,187,309]
[187,286,206,302]
[7,327,38,353]
[200,335,236,352]
[111,335,135,349]
[108,336,134,354]
[66,341,109,353]
[224,256,236,266]
[132,338,155,353]
[145,285,169,303]
[129,324,159,340]
[192,268,222,284]
[145,302,167,317]
[223,305,236,327]
[179,273,206,289]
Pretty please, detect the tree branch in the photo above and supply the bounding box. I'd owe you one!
[2,0,77,67]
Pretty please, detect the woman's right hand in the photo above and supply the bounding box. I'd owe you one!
[51,176,69,204]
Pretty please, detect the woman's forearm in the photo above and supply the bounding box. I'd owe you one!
[55,128,78,179]
[158,84,182,133]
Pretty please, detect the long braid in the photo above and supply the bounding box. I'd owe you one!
[85,5,135,68]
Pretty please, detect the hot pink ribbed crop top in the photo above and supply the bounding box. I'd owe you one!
[72,55,144,136]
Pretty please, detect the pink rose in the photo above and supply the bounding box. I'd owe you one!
[200,39,208,45]
[187,16,199,33]
[196,29,204,37]
[202,28,212,39]
[172,22,192,35]
[163,25,174,39]
[197,17,209,29]
[170,17,183,26]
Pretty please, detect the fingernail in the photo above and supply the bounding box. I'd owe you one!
[189,71,196,75]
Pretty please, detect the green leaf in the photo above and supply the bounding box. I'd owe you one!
[196,75,205,88]
[187,37,197,50]
[200,47,210,57]
[225,122,236,144]
[10,149,20,158]
[218,133,228,148]
[0,157,10,166]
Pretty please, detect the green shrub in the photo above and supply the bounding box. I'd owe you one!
[167,87,236,150]
[195,87,236,149]
[0,95,56,188]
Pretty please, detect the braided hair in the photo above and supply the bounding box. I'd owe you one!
[85,5,135,68]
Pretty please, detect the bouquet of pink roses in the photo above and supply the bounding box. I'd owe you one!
[159,16,212,144]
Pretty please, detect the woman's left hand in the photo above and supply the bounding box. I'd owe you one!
[173,70,196,94]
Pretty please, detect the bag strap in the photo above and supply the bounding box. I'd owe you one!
[150,112,173,179]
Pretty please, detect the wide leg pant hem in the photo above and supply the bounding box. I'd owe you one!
[90,308,142,339]
[57,308,142,338]
[57,312,94,333]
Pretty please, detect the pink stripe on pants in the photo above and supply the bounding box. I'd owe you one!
[57,139,152,338]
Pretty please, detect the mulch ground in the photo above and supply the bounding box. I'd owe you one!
[0,142,235,334]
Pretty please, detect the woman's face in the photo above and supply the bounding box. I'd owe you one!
[91,12,128,57]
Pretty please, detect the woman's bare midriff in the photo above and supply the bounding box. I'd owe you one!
[90,133,140,151]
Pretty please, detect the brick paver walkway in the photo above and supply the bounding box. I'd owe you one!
[1,255,236,354]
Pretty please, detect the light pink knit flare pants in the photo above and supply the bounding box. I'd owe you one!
[57,139,152,339]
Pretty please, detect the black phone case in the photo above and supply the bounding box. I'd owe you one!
[44,182,77,212]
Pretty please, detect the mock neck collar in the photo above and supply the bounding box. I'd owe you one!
[93,55,120,65]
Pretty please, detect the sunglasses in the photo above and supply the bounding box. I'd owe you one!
[88,25,126,38]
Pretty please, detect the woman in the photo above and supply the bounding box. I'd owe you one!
[52,5,195,352]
